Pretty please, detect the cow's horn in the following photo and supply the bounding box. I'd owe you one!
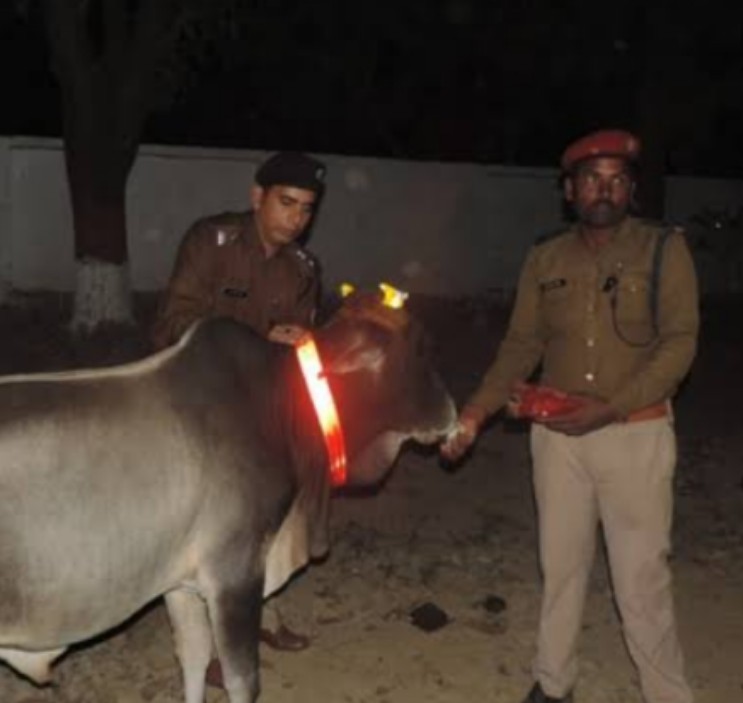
[379,282,408,309]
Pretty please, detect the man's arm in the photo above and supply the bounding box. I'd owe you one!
[466,248,546,417]
[151,223,215,351]
[291,271,321,329]
[265,249,321,345]
[441,249,546,461]
[267,249,321,345]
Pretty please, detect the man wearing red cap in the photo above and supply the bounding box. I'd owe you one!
[442,129,698,702]
[152,151,328,685]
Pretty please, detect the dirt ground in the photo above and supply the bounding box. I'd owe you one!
[0,293,741,703]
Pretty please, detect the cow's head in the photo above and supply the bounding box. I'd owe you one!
[314,287,456,486]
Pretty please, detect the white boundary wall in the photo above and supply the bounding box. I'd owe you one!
[1,136,742,298]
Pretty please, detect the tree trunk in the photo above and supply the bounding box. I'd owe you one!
[41,0,183,333]
[63,114,137,331]
[71,259,133,331]
[66,142,130,266]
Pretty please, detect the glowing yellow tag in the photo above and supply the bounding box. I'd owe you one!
[379,282,408,309]
[339,283,356,298]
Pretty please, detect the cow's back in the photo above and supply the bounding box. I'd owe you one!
[0,319,296,648]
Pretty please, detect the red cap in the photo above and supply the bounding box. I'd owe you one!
[561,129,641,171]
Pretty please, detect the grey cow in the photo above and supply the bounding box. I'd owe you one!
[0,291,456,703]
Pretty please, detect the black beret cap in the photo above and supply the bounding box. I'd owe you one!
[255,151,327,193]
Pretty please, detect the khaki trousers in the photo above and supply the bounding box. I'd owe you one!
[530,418,693,703]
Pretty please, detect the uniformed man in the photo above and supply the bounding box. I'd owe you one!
[151,150,324,352]
[152,151,327,685]
[442,129,698,703]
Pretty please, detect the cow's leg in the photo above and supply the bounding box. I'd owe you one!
[208,576,263,703]
[164,589,212,703]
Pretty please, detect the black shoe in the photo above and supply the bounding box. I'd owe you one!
[522,682,573,703]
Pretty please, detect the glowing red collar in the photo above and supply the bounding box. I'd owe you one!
[295,335,347,487]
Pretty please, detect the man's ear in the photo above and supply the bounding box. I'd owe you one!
[250,185,265,210]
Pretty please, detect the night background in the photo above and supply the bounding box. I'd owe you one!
[0,4,743,703]
[2,0,743,176]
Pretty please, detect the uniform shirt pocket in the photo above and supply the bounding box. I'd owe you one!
[614,271,651,325]
[216,276,251,315]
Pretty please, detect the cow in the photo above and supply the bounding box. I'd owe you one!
[0,290,456,703]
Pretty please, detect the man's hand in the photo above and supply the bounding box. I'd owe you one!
[268,324,310,346]
[540,395,619,436]
[440,405,488,462]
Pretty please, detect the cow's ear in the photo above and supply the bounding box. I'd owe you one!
[323,328,387,376]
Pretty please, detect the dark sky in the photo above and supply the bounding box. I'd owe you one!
[2,1,743,177]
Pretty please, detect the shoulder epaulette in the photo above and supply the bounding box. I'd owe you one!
[290,246,320,276]
[213,212,251,247]
[638,218,684,235]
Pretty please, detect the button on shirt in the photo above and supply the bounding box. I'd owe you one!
[152,211,319,350]
[468,217,699,418]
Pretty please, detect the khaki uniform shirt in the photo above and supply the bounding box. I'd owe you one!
[151,211,320,350]
[468,217,699,418]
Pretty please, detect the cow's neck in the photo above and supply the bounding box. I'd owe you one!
[282,344,371,482]
[294,336,347,487]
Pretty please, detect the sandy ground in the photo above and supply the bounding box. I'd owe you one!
[0,295,741,703]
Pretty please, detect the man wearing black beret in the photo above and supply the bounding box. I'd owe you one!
[152,150,326,350]
[152,152,327,683]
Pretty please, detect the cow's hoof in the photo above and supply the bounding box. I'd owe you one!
[521,683,574,703]
[205,658,225,689]
[260,624,310,652]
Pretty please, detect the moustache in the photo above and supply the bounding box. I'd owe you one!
[592,199,615,209]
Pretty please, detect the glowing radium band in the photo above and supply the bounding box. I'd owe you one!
[295,336,348,487]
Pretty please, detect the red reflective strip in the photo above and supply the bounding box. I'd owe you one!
[295,337,348,487]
